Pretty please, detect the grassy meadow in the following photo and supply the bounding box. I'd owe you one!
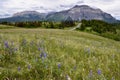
[0,26,120,80]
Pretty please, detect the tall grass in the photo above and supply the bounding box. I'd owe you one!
[0,29,120,80]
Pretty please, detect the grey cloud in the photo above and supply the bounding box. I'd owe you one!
[60,4,73,8]
[76,1,84,4]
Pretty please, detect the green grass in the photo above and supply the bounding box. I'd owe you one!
[0,28,120,80]
[0,25,17,29]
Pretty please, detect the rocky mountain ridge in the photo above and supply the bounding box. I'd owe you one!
[0,5,118,23]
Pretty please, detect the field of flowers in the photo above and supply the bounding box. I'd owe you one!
[0,29,120,80]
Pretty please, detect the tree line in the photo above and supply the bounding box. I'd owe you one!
[77,19,120,41]
[79,19,117,33]
[0,19,75,29]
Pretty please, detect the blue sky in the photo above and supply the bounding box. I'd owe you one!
[0,0,120,19]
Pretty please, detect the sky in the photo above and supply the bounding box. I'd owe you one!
[0,0,120,19]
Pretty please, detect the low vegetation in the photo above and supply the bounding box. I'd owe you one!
[0,25,15,29]
[1,19,120,41]
[0,19,76,29]
[0,29,120,80]
[77,20,120,41]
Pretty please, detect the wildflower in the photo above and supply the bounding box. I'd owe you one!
[40,53,43,58]
[84,48,91,54]
[28,65,31,70]
[38,47,41,51]
[97,69,101,75]
[43,52,47,58]
[58,63,61,69]
[4,41,9,48]
[18,66,21,71]
[40,51,47,58]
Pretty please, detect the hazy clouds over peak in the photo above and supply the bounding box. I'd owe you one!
[0,0,120,19]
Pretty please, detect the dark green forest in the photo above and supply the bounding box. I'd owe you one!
[0,19,75,29]
[77,20,120,41]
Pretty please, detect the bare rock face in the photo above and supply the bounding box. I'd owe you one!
[46,5,117,23]
[68,5,104,20]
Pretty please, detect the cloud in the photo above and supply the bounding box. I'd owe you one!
[0,0,120,19]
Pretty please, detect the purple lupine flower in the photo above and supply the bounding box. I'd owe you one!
[84,48,91,54]
[40,53,43,58]
[40,51,47,58]
[43,52,47,58]
[4,41,9,48]
[97,69,101,75]
[38,47,41,51]
[28,65,31,70]
[86,48,90,54]
[18,66,21,71]
[58,63,61,69]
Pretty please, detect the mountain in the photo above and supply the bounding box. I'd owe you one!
[0,5,119,23]
[46,5,117,23]
[13,11,46,18]
[0,11,47,22]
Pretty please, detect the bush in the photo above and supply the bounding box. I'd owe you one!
[79,20,117,34]
[101,32,120,41]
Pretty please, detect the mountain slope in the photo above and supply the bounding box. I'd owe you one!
[0,5,118,23]
[0,28,120,79]
[0,11,46,22]
[46,5,117,23]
